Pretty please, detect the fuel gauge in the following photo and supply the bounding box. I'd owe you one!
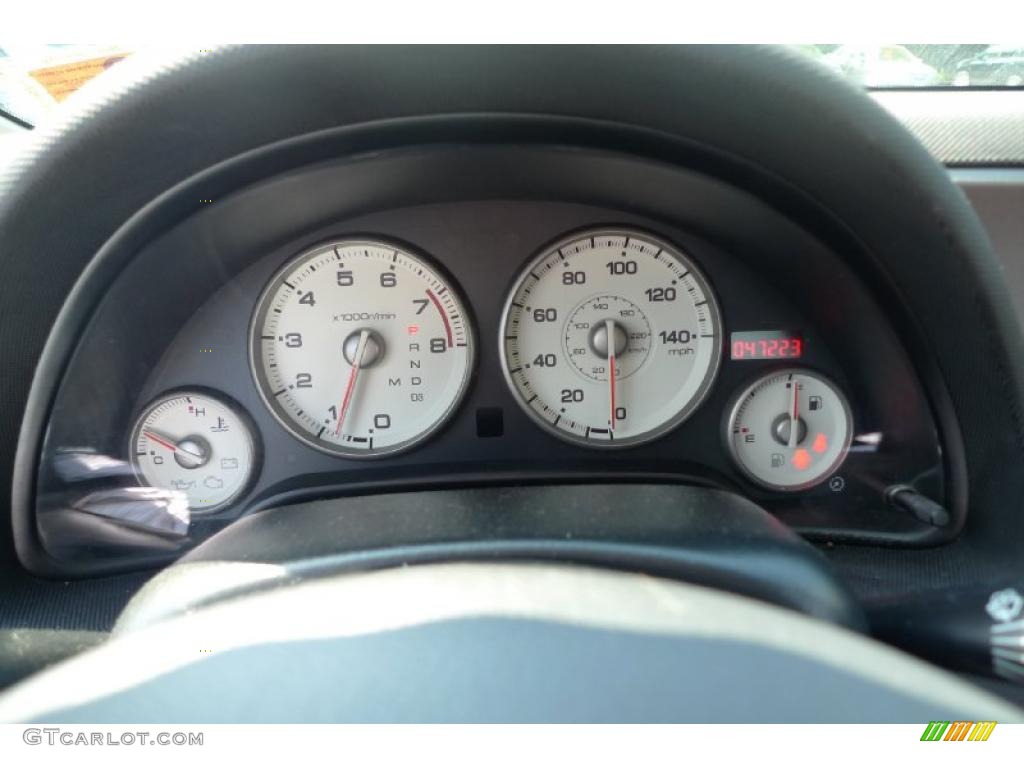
[725,369,852,492]
[130,391,257,513]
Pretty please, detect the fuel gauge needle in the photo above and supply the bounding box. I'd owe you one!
[335,329,370,436]
[788,376,799,448]
[607,319,617,431]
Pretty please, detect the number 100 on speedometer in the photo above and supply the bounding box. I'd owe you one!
[499,228,722,448]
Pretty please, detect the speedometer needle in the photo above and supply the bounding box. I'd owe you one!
[335,329,370,437]
[607,319,617,431]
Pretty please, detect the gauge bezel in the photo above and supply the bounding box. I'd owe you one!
[128,388,259,514]
[723,366,854,493]
[498,226,724,449]
[249,236,477,459]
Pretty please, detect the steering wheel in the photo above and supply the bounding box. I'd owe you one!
[1,46,1023,722]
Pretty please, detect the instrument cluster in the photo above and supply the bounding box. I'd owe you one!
[23,145,952,574]
[131,225,860,517]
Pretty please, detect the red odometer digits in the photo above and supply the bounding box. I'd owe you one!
[731,331,803,361]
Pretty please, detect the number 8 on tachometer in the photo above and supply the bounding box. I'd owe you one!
[499,228,722,447]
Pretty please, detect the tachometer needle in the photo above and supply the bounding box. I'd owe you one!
[335,329,370,436]
[788,376,799,448]
[607,319,617,431]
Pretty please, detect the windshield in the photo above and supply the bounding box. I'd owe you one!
[797,44,1024,88]
[2,44,1022,130]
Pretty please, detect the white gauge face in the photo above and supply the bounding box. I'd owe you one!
[500,228,722,447]
[251,239,474,458]
[130,391,256,513]
[726,369,853,491]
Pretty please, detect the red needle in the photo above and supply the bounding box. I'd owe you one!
[789,376,799,447]
[607,320,617,431]
[335,330,369,436]
[144,430,178,452]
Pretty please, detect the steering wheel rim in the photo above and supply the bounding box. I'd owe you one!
[1,563,1021,723]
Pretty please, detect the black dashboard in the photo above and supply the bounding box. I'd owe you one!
[22,143,954,575]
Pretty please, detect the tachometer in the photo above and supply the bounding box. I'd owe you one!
[500,228,722,447]
[250,239,474,458]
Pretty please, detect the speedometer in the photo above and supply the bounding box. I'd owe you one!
[500,228,722,447]
[250,239,474,458]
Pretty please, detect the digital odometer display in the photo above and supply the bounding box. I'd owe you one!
[730,330,803,361]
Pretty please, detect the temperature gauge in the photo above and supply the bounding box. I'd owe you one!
[725,369,852,492]
[129,391,257,513]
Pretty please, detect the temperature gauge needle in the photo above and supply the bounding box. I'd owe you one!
[335,329,370,436]
[143,430,179,452]
[143,430,205,462]
[607,319,617,430]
